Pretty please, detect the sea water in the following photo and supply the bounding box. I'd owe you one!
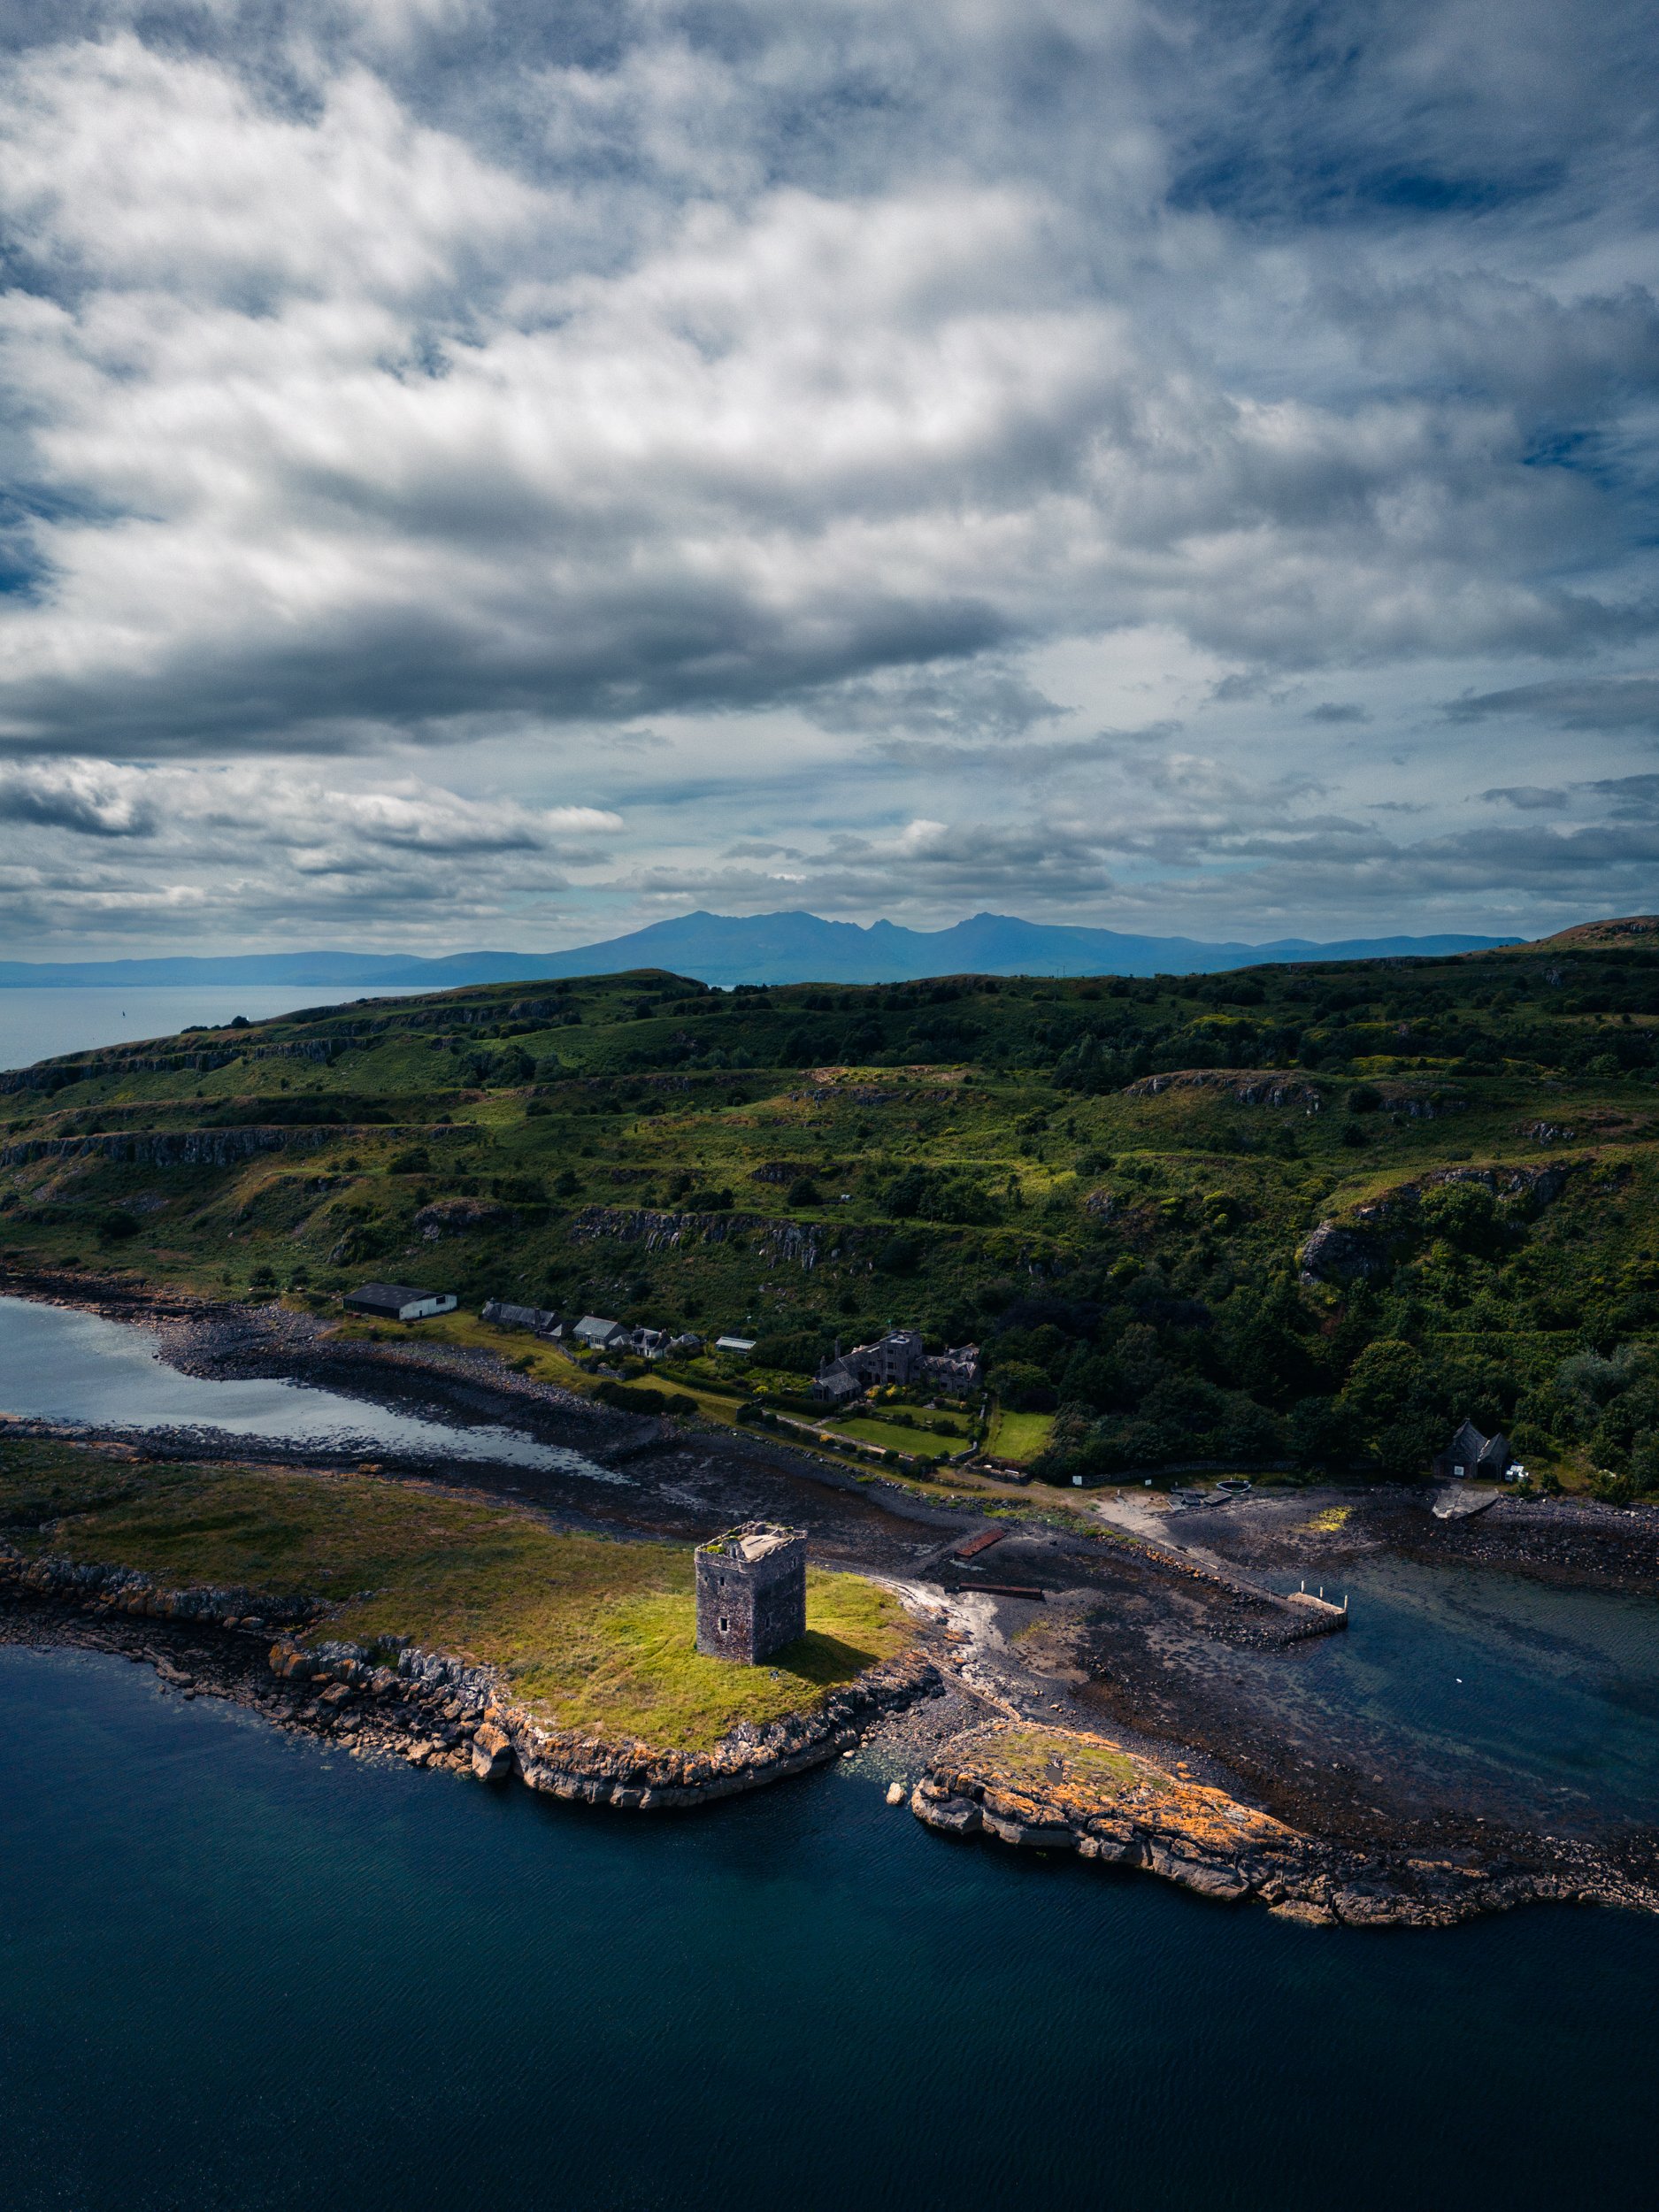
[0,1641,1653,2212]
[0,1296,619,1479]
[0,986,424,1072]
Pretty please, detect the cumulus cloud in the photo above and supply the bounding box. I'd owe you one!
[0,0,1656,951]
[0,758,621,948]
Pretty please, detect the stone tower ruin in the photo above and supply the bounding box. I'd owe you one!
[695,1522,808,1663]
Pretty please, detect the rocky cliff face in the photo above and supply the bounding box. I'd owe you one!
[911,1722,1658,1926]
[1,1125,342,1170]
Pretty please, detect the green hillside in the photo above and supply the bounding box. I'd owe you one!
[6,918,1659,1496]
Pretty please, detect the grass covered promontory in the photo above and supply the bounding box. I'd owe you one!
[12,912,1659,1493]
[0,1439,910,1749]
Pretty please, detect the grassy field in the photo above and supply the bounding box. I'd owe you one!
[829,1413,961,1460]
[987,1409,1056,1464]
[0,1440,911,1749]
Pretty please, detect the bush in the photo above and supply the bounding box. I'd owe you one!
[96,1210,140,1242]
[1418,1182,1500,1256]
[787,1176,821,1207]
[591,1381,699,1418]
[750,1330,825,1375]
[388,1147,431,1173]
[994,1360,1057,1412]
[1590,1464,1638,1504]
[877,1234,923,1275]
[881,1166,996,1224]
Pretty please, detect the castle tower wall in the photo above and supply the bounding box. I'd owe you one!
[695,1523,808,1663]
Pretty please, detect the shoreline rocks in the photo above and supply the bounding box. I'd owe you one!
[0,1547,943,1815]
[910,1721,1659,1927]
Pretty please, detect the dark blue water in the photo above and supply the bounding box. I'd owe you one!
[2,1645,1654,2212]
[0,1296,623,1482]
[1243,1555,1659,1832]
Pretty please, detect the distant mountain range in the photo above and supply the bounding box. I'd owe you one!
[0,909,1523,993]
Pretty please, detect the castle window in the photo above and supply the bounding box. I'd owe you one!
[718,1617,729,1634]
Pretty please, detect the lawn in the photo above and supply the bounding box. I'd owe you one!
[829,1413,963,1460]
[1,1440,912,1751]
[987,1409,1056,1465]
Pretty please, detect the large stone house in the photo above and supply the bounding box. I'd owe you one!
[812,1329,982,1404]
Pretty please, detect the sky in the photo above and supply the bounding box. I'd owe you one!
[0,0,1656,961]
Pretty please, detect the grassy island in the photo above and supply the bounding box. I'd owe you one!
[0,1439,910,1749]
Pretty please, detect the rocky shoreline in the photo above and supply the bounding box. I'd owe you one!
[0,1547,945,1809]
[4,1275,1659,1924]
[910,1720,1659,1927]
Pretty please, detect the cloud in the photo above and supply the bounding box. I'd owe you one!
[1445,677,1659,732]
[1482,784,1568,810]
[0,5,1655,772]
[0,757,624,949]
[0,3,1657,952]
[0,760,157,837]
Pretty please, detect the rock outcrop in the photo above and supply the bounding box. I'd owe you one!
[1125,1070,1324,1110]
[2,1125,343,1171]
[281,1634,947,1811]
[1298,1221,1389,1285]
[911,1722,1656,1926]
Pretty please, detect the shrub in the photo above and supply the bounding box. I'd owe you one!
[1418,1182,1500,1255]
[877,1234,923,1275]
[994,1360,1057,1412]
[96,1210,140,1242]
[750,1330,825,1375]
[591,1381,699,1418]
[787,1176,821,1208]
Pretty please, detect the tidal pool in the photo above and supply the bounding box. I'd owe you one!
[0,1294,620,1479]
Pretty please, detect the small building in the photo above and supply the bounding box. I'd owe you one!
[481,1299,561,1335]
[714,1334,757,1357]
[811,1357,864,1406]
[1432,1419,1516,1481]
[572,1314,628,1352]
[695,1522,808,1663]
[343,1282,457,1324]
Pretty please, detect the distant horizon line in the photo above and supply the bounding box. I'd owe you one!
[0,901,1541,982]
